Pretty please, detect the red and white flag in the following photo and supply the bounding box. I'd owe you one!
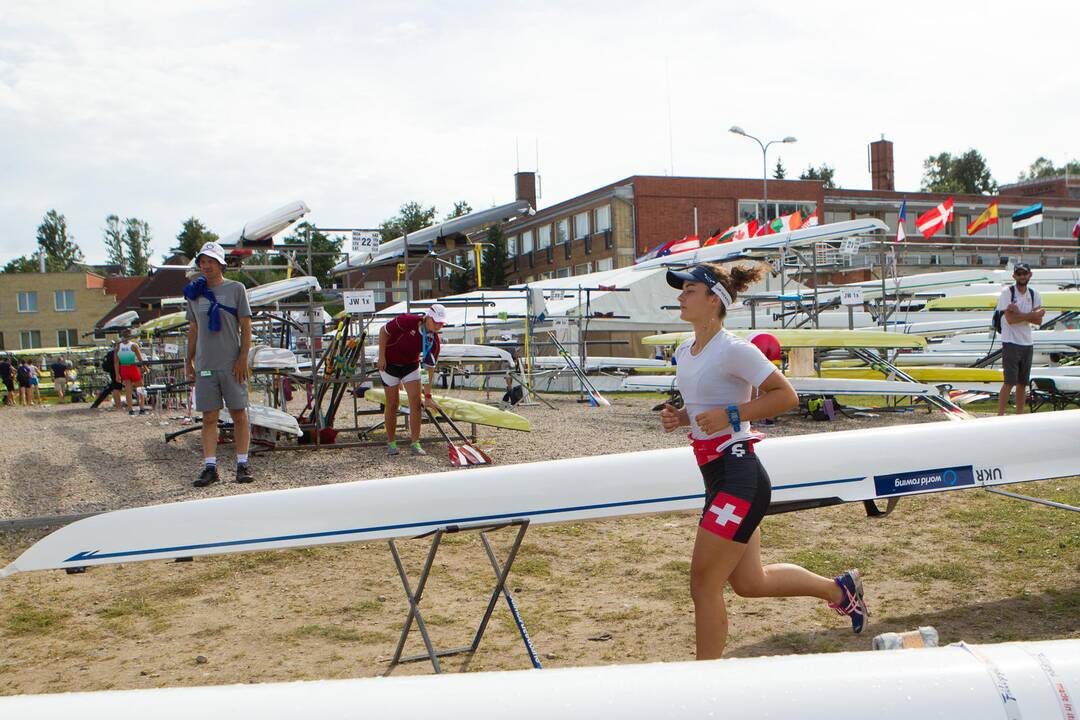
[916,198,954,239]
[1073,216,1080,240]
[801,213,819,228]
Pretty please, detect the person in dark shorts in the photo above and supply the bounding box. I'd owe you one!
[0,355,14,406]
[185,241,253,487]
[91,347,124,410]
[996,263,1043,415]
[377,303,445,456]
[15,359,33,406]
[659,262,869,660]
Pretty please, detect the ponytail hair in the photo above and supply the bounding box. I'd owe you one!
[701,262,765,320]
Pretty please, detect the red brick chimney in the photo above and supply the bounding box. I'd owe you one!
[869,137,894,191]
[515,171,537,209]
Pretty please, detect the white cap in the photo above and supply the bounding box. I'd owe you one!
[194,241,227,267]
[425,303,447,324]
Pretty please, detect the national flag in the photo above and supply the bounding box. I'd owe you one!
[703,225,738,247]
[967,200,999,235]
[754,219,772,237]
[1012,202,1044,230]
[916,198,954,239]
[1072,216,1080,240]
[769,211,803,234]
[895,201,907,243]
[801,213,819,228]
[658,235,700,256]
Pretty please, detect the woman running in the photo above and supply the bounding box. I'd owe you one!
[115,329,148,415]
[659,263,868,660]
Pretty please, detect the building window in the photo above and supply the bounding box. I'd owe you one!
[574,212,590,239]
[538,224,552,249]
[363,281,386,303]
[595,205,611,232]
[574,262,592,276]
[555,218,570,244]
[507,235,518,257]
[555,268,570,278]
[390,281,409,302]
[596,257,614,272]
[20,330,42,349]
[541,271,555,280]
[17,291,37,313]
[521,229,534,254]
[57,328,78,346]
[54,289,76,312]
[740,201,817,223]
[418,279,433,299]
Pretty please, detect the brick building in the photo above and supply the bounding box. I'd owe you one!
[0,271,124,350]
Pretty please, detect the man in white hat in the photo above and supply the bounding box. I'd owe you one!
[376,303,446,456]
[184,241,254,486]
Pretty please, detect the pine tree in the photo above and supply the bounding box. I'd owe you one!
[123,218,153,275]
[36,210,84,271]
[103,215,126,274]
[175,217,218,261]
[480,223,508,288]
[773,158,786,179]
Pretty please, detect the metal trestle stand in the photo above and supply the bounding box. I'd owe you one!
[386,519,542,674]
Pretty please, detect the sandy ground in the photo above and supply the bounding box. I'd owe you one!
[0,393,1077,696]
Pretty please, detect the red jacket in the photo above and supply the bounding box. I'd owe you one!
[383,313,441,365]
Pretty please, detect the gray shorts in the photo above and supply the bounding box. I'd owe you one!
[1002,342,1034,385]
[194,369,249,412]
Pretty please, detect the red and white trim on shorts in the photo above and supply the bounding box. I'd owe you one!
[689,431,764,466]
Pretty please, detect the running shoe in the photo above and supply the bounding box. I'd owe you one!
[235,463,254,484]
[128,409,136,416]
[387,442,399,457]
[829,569,869,634]
[139,408,149,415]
[409,442,427,456]
[194,465,219,488]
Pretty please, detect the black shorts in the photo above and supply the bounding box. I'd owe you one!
[1,378,11,392]
[384,361,420,379]
[1002,342,1034,385]
[698,441,771,544]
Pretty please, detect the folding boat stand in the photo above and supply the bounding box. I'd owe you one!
[385,519,542,675]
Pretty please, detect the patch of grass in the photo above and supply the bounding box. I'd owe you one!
[660,560,690,576]
[340,600,384,616]
[4,603,70,636]
[421,613,456,627]
[96,594,160,620]
[899,561,977,584]
[785,548,872,577]
[598,607,645,622]
[191,624,233,639]
[514,557,551,577]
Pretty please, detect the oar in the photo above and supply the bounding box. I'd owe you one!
[423,406,491,466]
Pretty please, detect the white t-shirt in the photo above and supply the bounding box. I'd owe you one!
[995,285,1042,346]
[674,329,778,441]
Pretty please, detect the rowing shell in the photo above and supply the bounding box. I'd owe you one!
[3,639,1077,719]
[926,291,1080,311]
[820,367,1004,383]
[363,388,530,432]
[620,375,946,398]
[4,411,1076,578]
[641,329,927,349]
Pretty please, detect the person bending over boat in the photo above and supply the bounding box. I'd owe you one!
[659,263,869,660]
[377,304,446,456]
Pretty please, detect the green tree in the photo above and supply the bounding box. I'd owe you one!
[2,254,38,273]
[800,164,837,189]
[103,215,126,274]
[175,217,218,261]
[36,209,84,271]
[380,201,437,242]
[282,221,344,287]
[479,223,508,288]
[446,201,473,219]
[123,217,153,275]
[1018,156,1080,181]
[449,258,473,294]
[921,149,997,194]
[773,158,786,180]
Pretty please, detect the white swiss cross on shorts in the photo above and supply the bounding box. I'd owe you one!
[700,493,752,540]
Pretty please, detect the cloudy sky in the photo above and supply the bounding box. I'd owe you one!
[2,1,1077,266]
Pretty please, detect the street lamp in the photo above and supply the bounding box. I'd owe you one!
[729,126,797,225]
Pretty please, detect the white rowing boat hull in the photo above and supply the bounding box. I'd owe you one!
[4,411,1078,578]
[3,639,1077,719]
[247,276,321,307]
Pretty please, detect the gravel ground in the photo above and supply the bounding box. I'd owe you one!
[0,391,946,520]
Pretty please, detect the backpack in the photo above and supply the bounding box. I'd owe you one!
[992,285,1035,333]
[16,364,30,383]
[101,348,115,373]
